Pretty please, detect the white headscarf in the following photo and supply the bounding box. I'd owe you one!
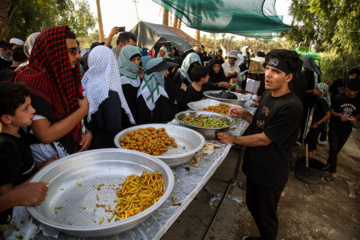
[82,46,135,124]
[15,32,40,70]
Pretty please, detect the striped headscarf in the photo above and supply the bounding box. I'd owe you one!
[118,45,141,80]
[302,55,321,86]
[13,25,83,154]
[317,83,331,108]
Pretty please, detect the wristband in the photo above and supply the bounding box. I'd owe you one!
[232,136,236,144]
[84,129,92,135]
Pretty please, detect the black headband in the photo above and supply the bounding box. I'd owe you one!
[266,58,291,75]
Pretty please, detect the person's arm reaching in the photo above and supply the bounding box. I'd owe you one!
[229,106,253,123]
[31,97,89,144]
[105,27,120,48]
[0,182,49,213]
[217,131,272,147]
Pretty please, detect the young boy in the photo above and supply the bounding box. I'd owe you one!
[304,83,331,158]
[0,82,57,227]
[326,78,360,181]
[180,65,209,110]
[226,71,239,91]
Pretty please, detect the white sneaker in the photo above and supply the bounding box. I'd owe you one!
[318,140,326,146]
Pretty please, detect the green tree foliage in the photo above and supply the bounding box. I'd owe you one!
[8,0,96,41]
[286,0,360,55]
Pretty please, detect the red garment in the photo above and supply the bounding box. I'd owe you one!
[13,26,83,154]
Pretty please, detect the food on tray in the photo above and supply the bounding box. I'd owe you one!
[202,103,230,115]
[180,116,231,128]
[209,90,237,99]
[113,170,164,221]
[119,127,177,155]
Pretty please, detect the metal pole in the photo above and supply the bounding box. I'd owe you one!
[133,0,140,23]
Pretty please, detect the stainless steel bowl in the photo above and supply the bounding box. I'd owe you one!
[175,111,235,140]
[203,90,250,106]
[27,149,174,238]
[114,124,205,167]
[188,99,239,115]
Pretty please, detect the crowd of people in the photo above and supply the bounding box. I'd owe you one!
[0,25,359,240]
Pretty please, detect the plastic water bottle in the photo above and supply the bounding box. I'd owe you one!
[205,186,243,208]
[251,94,258,102]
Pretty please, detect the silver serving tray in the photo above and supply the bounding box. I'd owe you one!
[203,90,250,106]
[188,99,240,115]
[27,149,174,238]
[114,124,205,167]
[175,111,236,140]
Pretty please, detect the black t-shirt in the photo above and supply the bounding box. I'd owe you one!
[329,78,346,102]
[242,91,303,187]
[330,93,360,134]
[303,70,318,108]
[0,132,37,224]
[312,98,330,123]
[180,84,204,111]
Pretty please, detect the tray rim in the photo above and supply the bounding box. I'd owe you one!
[26,148,175,233]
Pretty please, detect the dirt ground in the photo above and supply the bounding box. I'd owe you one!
[162,130,360,240]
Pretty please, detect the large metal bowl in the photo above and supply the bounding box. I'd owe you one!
[188,99,239,115]
[175,111,235,140]
[114,124,205,167]
[203,90,250,106]
[27,149,174,238]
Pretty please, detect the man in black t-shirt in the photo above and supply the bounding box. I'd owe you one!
[218,49,303,240]
[325,78,360,181]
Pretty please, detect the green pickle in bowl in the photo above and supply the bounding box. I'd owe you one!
[180,116,230,128]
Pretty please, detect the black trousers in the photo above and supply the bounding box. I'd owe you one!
[304,123,324,151]
[327,127,350,173]
[246,178,282,240]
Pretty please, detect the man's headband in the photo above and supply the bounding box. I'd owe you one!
[266,58,291,75]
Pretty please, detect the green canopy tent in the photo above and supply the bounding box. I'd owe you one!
[295,48,321,67]
[152,0,292,38]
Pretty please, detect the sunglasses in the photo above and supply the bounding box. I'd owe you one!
[67,47,81,56]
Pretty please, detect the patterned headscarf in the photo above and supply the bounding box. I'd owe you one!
[112,45,120,60]
[118,45,141,80]
[179,52,201,84]
[82,46,134,124]
[302,55,321,87]
[137,59,169,111]
[14,25,83,154]
[317,83,331,108]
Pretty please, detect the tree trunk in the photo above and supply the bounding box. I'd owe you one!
[195,29,200,42]
[162,8,169,26]
[177,18,181,28]
[96,0,105,43]
[0,0,14,40]
[173,16,178,28]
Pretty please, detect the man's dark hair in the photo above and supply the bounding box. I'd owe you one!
[12,46,27,62]
[263,49,302,74]
[0,82,30,120]
[116,32,137,46]
[191,65,209,82]
[226,71,238,80]
[257,51,265,57]
[65,29,76,39]
[218,49,222,53]
[346,77,360,91]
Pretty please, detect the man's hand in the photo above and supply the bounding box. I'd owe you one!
[109,26,120,37]
[78,96,89,115]
[217,132,234,144]
[180,83,187,91]
[218,82,234,89]
[229,106,247,118]
[79,132,92,152]
[348,117,357,124]
[340,114,349,122]
[36,155,59,170]
[13,182,49,206]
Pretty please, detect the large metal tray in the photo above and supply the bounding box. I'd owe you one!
[203,90,250,106]
[175,111,235,140]
[27,149,174,238]
[188,99,240,115]
[114,124,205,167]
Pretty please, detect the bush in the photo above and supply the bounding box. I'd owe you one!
[320,51,360,85]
